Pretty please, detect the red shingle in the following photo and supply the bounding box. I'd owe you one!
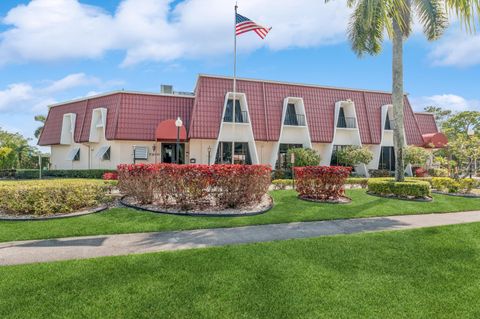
[415,113,439,135]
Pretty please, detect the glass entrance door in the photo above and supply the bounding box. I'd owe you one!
[161,143,185,164]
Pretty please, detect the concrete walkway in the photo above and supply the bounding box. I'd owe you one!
[1,210,480,266]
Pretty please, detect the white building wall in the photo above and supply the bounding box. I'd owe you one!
[311,143,331,166]
[50,138,201,170]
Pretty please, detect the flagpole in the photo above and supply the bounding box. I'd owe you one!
[233,2,237,122]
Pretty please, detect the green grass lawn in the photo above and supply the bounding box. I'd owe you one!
[0,189,479,243]
[2,222,480,318]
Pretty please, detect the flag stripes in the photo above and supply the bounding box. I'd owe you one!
[235,13,271,39]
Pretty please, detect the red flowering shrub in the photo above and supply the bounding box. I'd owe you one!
[414,167,428,177]
[102,172,118,180]
[211,165,272,208]
[117,164,271,209]
[294,166,351,201]
[117,164,158,204]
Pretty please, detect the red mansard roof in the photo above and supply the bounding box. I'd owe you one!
[414,112,439,135]
[39,75,432,146]
[39,92,194,146]
[189,75,425,145]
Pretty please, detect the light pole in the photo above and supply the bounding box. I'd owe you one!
[207,146,212,165]
[175,117,183,164]
[468,128,474,178]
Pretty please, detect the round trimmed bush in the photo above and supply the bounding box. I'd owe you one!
[367,179,431,199]
[0,180,112,216]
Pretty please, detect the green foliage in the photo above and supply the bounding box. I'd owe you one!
[368,179,431,198]
[0,128,40,169]
[336,146,373,166]
[34,115,46,139]
[442,111,480,139]
[287,148,321,167]
[0,179,111,216]
[271,179,293,190]
[14,169,117,180]
[428,168,449,177]
[431,177,479,194]
[447,134,480,164]
[404,146,430,167]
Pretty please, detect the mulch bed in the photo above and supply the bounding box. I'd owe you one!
[120,194,273,217]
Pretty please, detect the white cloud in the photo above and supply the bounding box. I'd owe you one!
[0,72,122,144]
[0,0,351,66]
[41,73,101,94]
[0,83,34,111]
[0,73,114,114]
[429,25,480,67]
[410,94,480,112]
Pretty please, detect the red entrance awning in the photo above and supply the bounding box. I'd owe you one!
[422,132,448,148]
[155,119,187,141]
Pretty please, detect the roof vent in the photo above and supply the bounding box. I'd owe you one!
[160,85,173,94]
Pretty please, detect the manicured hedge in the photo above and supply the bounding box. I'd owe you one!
[0,180,112,216]
[13,169,117,180]
[431,177,479,194]
[0,170,16,179]
[293,166,351,201]
[117,164,271,210]
[367,179,431,199]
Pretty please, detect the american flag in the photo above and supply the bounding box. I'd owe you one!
[235,13,271,39]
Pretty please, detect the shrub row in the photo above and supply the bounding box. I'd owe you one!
[0,180,112,216]
[293,166,351,201]
[24,169,117,179]
[431,177,479,194]
[117,164,271,210]
[428,168,449,177]
[367,179,431,199]
[0,170,16,179]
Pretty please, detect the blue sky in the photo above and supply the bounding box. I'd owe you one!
[1,0,479,146]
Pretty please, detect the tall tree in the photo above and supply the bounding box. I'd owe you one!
[0,128,37,169]
[442,111,480,139]
[34,114,46,139]
[327,0,478,181]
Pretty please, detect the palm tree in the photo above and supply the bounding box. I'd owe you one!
[34,115,46,139]
[328,0,477,181]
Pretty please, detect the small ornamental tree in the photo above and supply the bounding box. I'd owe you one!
[287,148,321,167]
[404,146,430,168]
[336,146,373,167]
